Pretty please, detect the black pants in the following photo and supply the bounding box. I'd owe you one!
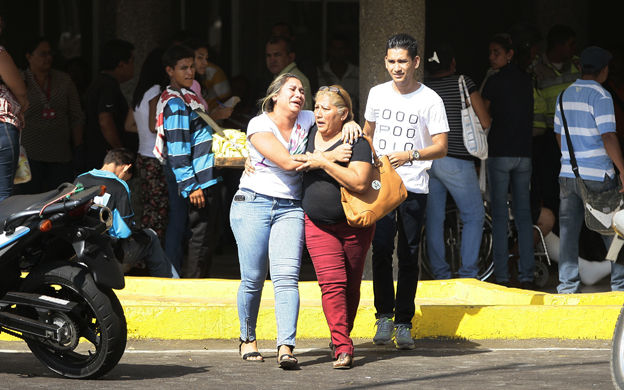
[185,183,221,278]
[371,191,427,326]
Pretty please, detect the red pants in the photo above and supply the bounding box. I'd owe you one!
[305,215,375,358]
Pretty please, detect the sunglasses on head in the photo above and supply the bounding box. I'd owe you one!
[318,86,344,100]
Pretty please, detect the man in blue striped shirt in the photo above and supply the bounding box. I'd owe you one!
[160,45,222,278]
[554,46,624,293]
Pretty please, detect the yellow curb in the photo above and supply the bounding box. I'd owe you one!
[2,278,623,341]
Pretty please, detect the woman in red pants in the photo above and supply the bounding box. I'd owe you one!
[294,85,374,369]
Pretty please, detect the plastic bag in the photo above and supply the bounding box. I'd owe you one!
[14,146,31,184]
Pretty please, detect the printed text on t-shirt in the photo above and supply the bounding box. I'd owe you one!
[373,108,419,151]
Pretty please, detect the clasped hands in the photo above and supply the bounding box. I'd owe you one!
[293,143,353,172]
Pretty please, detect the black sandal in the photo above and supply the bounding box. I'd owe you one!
[277,345,298,369]
[239,339,264,362]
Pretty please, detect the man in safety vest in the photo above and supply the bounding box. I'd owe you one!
[530,25,581,229]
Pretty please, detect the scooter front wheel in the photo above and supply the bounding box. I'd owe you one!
[612,304,624,389]
[19,261,127,379]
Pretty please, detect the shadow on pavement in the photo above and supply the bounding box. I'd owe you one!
[103,364,211,380]
[295,339,490,369]
[337,360,608,390]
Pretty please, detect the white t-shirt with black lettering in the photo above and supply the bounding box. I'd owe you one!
[364,81,449,194]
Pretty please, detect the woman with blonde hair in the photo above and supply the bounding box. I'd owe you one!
[231,74,359,368]
[294,85,374,369]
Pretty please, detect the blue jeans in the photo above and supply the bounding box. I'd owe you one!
[163,159,190,274]
[558,176,624,293]
[425,157,485,279]
[372,191,427,326]
[230,189,304,347]
[487,157,534,283]
[0,123,20,201]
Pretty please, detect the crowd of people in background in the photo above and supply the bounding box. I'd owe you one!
[0,13,624,369]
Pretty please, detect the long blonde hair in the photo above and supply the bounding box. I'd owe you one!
[258,73,302,113]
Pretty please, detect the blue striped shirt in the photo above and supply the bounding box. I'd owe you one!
[164,97,221,197]
[554,79,616,181]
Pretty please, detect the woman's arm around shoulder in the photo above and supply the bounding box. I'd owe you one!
[294,137,373,193]
[249,131,304,171]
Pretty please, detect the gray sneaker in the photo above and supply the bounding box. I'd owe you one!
[395,324,415,350]
[373,317,395,345]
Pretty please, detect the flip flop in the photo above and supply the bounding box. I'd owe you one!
[278,353,298,369]
[242,351,264,362]
[239,340,264,362]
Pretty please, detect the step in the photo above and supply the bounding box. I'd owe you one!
[2,279,623,341]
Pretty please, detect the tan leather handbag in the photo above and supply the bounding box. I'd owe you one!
[341,137,408,227]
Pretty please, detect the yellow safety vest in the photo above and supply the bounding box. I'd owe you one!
[532,56,581,128]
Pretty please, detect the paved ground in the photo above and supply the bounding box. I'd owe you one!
[0,339,615,389]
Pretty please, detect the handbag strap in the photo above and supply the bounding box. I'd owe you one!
[458,75,467,110]
[559,91,581,179]
[461,75,473,108]
[361,135,382,168]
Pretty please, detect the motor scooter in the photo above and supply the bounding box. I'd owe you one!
[0,183,126,379]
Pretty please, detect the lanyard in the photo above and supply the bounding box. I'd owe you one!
[45,74,51,102]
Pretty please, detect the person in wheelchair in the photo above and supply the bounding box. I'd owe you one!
[75,148,179,278]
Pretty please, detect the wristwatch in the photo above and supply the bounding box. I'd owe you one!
[411,149,420,161]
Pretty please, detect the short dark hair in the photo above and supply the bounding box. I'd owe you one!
[267,35,295,55]
[386,34,418,59]
[162,45,195,70]
[103,148,136,176]
[99,39,134,71]
[547,25,575,51]
[272,22,294,38]
[425,42,455,74]
[581,69,602,77]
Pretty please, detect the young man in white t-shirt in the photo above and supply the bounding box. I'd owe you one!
[363,33,449,350]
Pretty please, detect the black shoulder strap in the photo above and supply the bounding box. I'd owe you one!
[559,92,580,179]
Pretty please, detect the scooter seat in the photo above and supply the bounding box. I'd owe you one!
[0,185,75,230]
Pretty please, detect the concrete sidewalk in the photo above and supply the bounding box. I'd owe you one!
[0,339,614,389]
